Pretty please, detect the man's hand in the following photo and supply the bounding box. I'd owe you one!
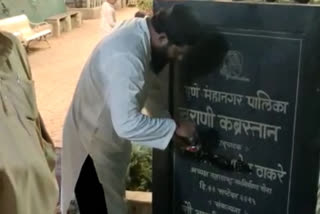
[175,120,196,138]
[173,121,197,149]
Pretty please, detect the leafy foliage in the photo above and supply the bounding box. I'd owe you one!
[126,145,152,192]
[136,0,153,14]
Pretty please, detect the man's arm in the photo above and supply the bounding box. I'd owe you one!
[101,54,176,150]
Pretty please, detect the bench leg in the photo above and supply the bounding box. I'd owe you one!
[24,36,50,52]
[50,20,61,37]
[25,41,33,52]
[41,36,51,48]
[72,14,82,28]
[63,16,72,32]
[76,14,82,27]
[25,43,30,53]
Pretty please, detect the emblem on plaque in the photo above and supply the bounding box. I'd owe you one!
[220,50,250,82]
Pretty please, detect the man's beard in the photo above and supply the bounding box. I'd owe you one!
[150,44,171,74]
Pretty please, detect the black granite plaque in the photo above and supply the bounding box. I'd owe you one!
[153,2,320,214]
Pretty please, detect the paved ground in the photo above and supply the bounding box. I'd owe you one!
[28,7,138,148]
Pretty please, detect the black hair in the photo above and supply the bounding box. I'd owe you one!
[134,11,146,18]
[151,4,203,46]
[179,31,229,84]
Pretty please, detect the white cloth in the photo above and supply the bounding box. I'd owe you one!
[61,18,176,214]
[100,2,116,34]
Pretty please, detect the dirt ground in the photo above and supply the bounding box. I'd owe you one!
[28,7,138,148]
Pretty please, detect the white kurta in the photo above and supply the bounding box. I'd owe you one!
[100,2,116,34]
[317,174,320,214]
[61,18,176,214]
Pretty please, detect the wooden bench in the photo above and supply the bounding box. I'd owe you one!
[45,11,82,37]
[0,14,52,50]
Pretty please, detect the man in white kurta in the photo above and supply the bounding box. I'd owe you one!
[100,0,116,34]
[61,5,205,214]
